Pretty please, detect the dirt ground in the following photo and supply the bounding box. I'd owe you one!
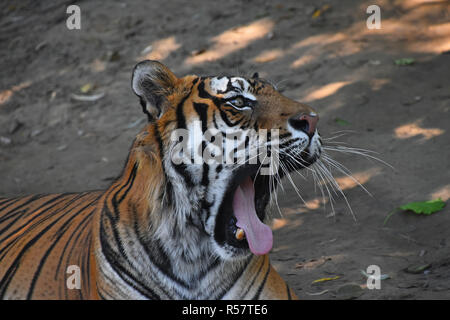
[1,0,449,299]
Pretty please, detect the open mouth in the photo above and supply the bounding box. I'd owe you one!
[214,165,273,256]
[213,139,321,257]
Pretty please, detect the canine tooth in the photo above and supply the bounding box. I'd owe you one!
[235,228,245,240]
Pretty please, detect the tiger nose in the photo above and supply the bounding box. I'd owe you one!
[288,112,319,136]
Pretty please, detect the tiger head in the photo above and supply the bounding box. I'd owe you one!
[131,60,322,260]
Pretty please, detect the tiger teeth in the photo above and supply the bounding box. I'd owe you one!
[235,228,245,241]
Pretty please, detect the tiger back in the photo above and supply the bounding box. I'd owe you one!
[0,193,101,299]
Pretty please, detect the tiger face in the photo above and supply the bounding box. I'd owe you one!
[132,61,322,261]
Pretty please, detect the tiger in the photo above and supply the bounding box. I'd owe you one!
[0,60,322,299]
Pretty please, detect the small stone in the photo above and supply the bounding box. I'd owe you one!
[0,136,12,145]
[335,283,364,300]
[404,263,431,274]
[35,41,47,51]
[50,91,57,101]
[141,45,153,55]
[191,48,207,56]
[30,129,42,137]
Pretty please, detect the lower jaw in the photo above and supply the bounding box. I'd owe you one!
[213,167,272,256]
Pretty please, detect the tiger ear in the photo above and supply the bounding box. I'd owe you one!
[132,60,178,121]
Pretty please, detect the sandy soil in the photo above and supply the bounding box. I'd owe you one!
[1,0,449,299]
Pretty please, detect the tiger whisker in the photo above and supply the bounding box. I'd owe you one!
[323,145,395,170]
[316,159,357,221]
[323,145,380,155]
[321,153,373,198]
[311,161,336,216]
[278,158,309,211]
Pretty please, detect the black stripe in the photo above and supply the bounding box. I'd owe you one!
[132,202,213,291]
[172,82,198,187]
[98,290,108,300]
[175,77,199,130]
[286,282,292,300]
[193,103,208,133]
[0,194,78,246]
[191,77,200,87]
[241,118,251,130]
[153,122,172,204]
[0,209,28,239]
[99,220,160,299]
[239,257,266,299]
[0,197,21,212]
[173,163,195,188]
[117,163,138,203]
[279,137,301,150]
[252,260,271,300]
[163,180,173,205]
[0,194,89,298]
[150,237,191,289]
[219,108,241,127]
[110,163,137,207]
[80,232,93,299]
[197,82,222,107]
[0,194,49,223]
[201,163,209,187]
[0,195,88,264]
[54,202,98,279]
[176,96,188,130]
[279,133,291,140]
[103,163,138,223]
[212,110,219,130]
[131,206,172,297]
[101,206,129,263]
[27,197,100,299]
[0,198,11,204]
[154,123,165,161]
[193,102,211,188]
[223,105,239,116]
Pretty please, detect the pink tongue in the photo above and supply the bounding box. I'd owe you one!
[232,176,273,255]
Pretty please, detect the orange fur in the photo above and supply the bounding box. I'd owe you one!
[0,62,318,300]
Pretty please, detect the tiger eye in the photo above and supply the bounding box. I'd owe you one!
[233,97,245,108]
